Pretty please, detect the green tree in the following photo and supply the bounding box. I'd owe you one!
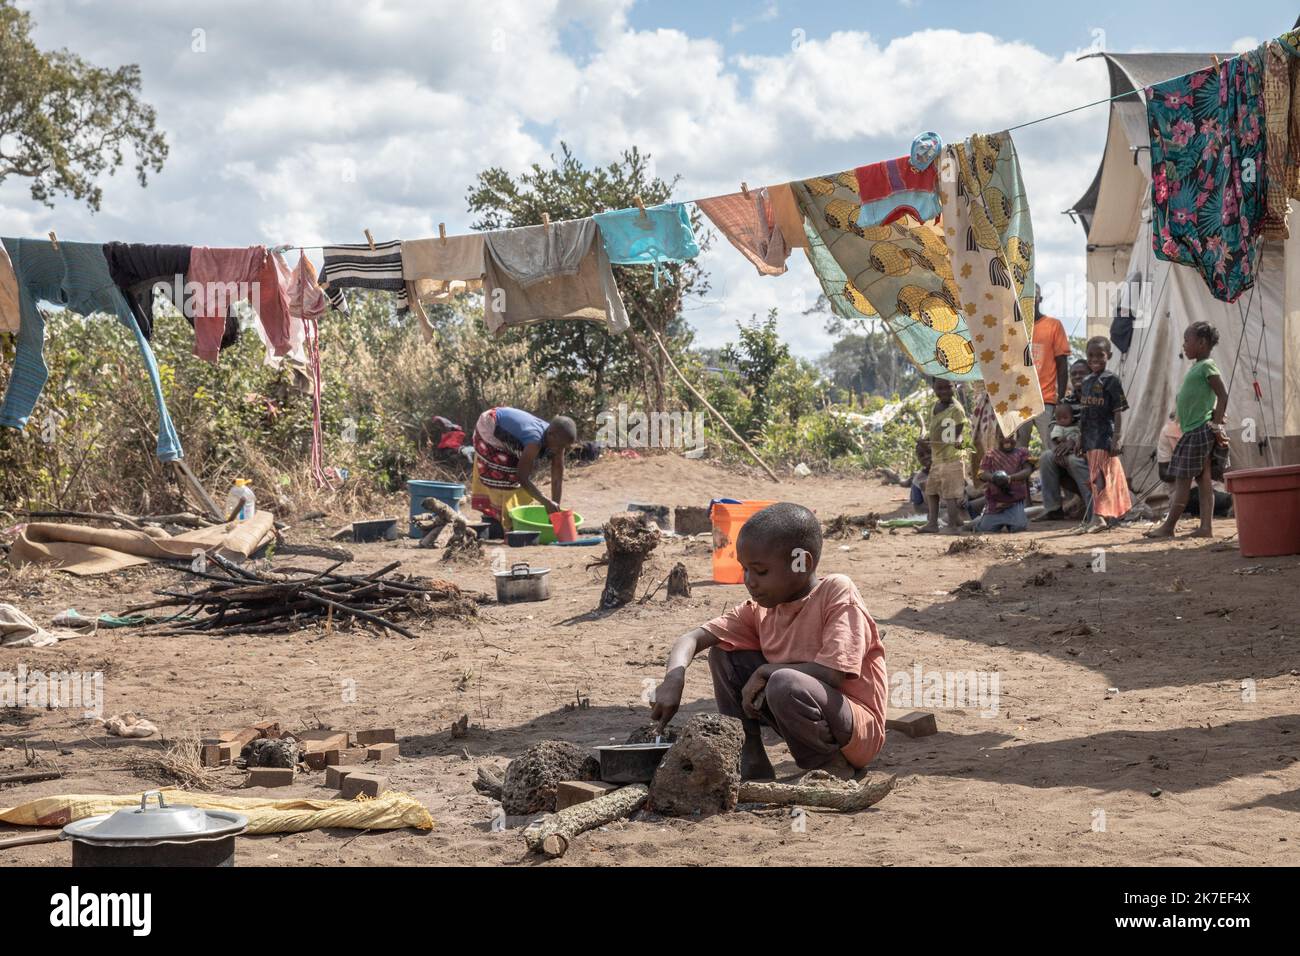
[466,143,708,425]
[721,310,789,437]
[0,0,167,210]
[811,295,920,401]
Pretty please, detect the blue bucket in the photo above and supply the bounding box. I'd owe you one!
[407,480,465,538]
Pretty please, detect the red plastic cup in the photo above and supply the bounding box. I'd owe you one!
[549,509,578,543]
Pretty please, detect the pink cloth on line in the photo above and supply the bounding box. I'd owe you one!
[188,246,266,362]
[258,251,293,357]
[695,189,791,276]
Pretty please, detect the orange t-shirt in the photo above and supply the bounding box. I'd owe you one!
[1030,314,1071,404]
[702,574,887,768]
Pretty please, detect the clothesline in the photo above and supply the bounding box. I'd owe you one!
[6,43,1257,256]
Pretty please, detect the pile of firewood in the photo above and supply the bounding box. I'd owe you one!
[121,553,489,638]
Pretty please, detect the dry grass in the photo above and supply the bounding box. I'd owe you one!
[128,736,220,791]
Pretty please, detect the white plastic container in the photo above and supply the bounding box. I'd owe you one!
[224,479,256,521]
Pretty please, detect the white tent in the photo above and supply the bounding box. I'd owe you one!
[1069,51,1300,495]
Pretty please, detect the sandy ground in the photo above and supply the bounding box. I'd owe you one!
[2,454,1299,867]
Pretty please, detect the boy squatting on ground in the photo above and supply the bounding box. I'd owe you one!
[650,503,887,781]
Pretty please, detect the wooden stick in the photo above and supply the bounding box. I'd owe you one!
[0,769,62,786]
[0,831,62,851]
[523,783,649,858]
[170,460,224,521]
[18,510,143,530]
[737,772,895,811]
[646,328,779,482]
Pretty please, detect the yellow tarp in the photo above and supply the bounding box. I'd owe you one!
[0,787,433,834]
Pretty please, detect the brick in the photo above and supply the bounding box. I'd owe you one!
[299,730,348,753]
[886,711,938,738]
[246,767,294,788]
[325,765,358,789]
[218,727,259,748]
[252,721,281,739]
[673,505,712,535]
[555,780,620,811]
[326,747,366,766]
[365,742,398,765]
[201,740,241,767]
[303,749,337,771]
[340,772,387,799]
[354,728,396,746]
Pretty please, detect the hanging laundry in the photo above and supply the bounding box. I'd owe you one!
[1261,40,1299,240]
[257,250,293,357]
[401,234,486,339]
[853,132,944,227]
[794,169,978,381]
[187,246,266,362]
[767,183,810,249]
[482,218,629,337]
[695,188,790,276]
[938,131,1042,436]
[593,203,700,282]
[1,241,19,334]
[101,242,191,340]
[0,238,183,461]
[1146,49,1266,302]
[318,240,408,313]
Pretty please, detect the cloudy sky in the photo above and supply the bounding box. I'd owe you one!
[3,0,1295,358]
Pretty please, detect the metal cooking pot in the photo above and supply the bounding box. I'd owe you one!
[494,563,551,603]
[61,790,248,867]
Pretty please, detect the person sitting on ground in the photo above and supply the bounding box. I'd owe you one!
[469,406,577,530]
[1078,336,1132,532]
[1038,401,1091,520]
[972,430,1033,532]
[1146,322,1231,539]
[1157,412,1231,518]
[649,502,886,781]
[918,377,967,534]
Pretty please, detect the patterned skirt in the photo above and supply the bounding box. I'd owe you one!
[1168,423,1229,480]
[472,409,521,491]
[1086,449,1132,519]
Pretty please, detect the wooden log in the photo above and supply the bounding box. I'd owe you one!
[523,783,649,858]
[0,769,62,786]
[737,772,895,811]
[600,514,660,609]
[0,830,63,851]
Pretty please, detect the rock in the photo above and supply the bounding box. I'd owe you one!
[501,740,600,815]
[649,714,744,817]
[242,737,297,768]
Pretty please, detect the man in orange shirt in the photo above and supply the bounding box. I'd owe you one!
[1017,284,1071,450]
[650,503,886,780]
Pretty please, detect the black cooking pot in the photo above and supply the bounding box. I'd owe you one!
[61,790,248,867]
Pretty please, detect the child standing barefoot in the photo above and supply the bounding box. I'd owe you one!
[1146,322,1230,539]
[1078,336,1132,532]
[918,377,967,534]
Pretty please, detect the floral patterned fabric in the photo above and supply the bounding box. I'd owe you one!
[1146,49,1266,303]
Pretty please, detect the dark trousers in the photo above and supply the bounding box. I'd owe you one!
[708,647,855,770]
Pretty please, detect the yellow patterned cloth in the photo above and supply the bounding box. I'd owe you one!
[939,132,1042,436]
[795,170,977,380]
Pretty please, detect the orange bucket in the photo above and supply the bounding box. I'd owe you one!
[1224,465,1300,557]
[548,509,578,543]
[711,500,776,584]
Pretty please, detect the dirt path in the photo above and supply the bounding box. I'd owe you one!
[3,454,1298,866]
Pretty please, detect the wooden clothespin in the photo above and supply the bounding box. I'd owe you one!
[438,223,447,245]
[364,229,375,251]
[634,195,648,220]
[48,231,59,251]
[1211,54,1221,68]
[740,182,751,199]
[541,213,550,232]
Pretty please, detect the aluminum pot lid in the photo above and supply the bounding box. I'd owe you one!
[493,565,550,578]
[62,790,248,844]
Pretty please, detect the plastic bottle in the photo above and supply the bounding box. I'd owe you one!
[224,479,256,521]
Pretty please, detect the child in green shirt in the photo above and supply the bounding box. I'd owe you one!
[918,377,968,534]
[1146,322,1229,539]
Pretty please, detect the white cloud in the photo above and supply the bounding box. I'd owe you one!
[1,1,1113,358]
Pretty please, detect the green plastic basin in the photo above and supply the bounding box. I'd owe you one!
[508,505,585,545]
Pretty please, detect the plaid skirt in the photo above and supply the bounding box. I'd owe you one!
[1168,423,1229,480]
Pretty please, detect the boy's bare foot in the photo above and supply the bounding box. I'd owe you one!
[1188,527,1213,538]
[740,735,775,780]
[915,524,939,534]
[1144,526,1174,539]
[814,751,856,780]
